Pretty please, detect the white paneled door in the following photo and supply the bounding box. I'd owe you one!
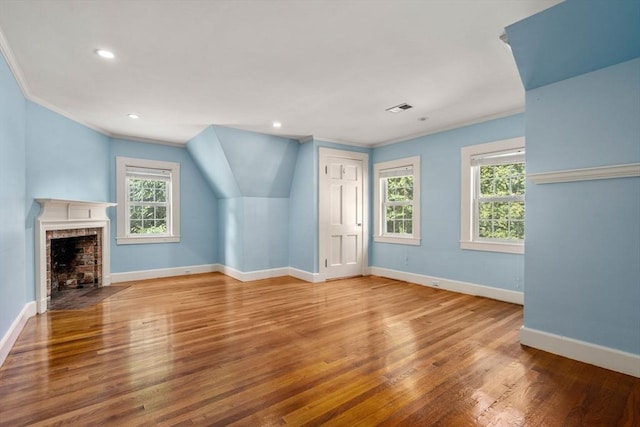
[319,148,368,280]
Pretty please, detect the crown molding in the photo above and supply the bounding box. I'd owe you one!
[373,107,526,148]
[312,136,373,148]
[108,133,187,147]
[0,26,30,98]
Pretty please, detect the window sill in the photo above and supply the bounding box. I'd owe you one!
[374,235,421,246]
[117,235,180,245]
[460,240,524,254]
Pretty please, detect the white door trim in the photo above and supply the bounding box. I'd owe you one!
[318,148,369,280]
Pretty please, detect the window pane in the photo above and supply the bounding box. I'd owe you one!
[479,202,493,220]
[477,201,525,240]
[130,220,142,234]
[476,159,525,241]
[128,204,169,235]
[478,220,492,238]
[155,188,166,203]
[509,201,525,220]
[480,163,525,197]
[384,204,413,235]
[511,220,525,240]
[386,219,394,234]
[130,205,143,220]
[493,167,511,196]
[479,166,495,196]
[511,175,525,195]
[386,176,413,202]
[129,179,144,202]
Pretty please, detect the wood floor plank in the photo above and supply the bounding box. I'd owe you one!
[0,273,638,426]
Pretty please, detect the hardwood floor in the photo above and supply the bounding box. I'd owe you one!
[1,273,638,426]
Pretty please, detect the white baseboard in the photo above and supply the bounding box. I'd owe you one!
[368,266,524,305]
[288,267,325,283]
[110,263,324,284]
[0,301,37,368]
[111,264,219,283]
[220,265,290,282]
[520,326,640,378]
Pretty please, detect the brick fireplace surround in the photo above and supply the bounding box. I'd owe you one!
[35,199,117,313]
[47,228,102,297]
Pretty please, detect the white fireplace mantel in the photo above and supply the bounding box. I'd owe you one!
[35,199,117,314]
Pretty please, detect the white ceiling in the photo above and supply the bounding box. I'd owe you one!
[0,0,561,146]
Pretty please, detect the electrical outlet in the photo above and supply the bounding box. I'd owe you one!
[431,280,440,287]
[185,269,192,274]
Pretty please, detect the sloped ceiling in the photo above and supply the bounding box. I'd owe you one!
[0,0,562,146]
[187,126,298,199]
[506,0,640,90]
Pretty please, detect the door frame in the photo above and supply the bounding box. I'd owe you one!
[318,147,369,280]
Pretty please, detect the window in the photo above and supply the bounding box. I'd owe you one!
[461,137,525,254]
[116,157,180,244]
[374,156,420,245]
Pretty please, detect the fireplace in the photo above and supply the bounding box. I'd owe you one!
[35,199,117,313]
[48,228,102,298]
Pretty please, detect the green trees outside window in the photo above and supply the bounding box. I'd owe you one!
[128,178,168,234]
[384,175,414,235]
[477,163,525,240]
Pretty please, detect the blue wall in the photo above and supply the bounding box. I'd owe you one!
[188,126,298,273]
[187,126,241,199]
[24,102,110,300]
[3,0,636,368]
[288,139,371,274]
[213,126,299,197]
[507,0,640,90]
[0,52,27,341]
[289,141,317,273]
[0,56,220,341]
[243,197,289,271]
[524,59,640,354]
[371,115,526,291]
[109,138,218,273]
[508,0,640,357]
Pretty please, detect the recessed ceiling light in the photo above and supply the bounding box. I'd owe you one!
[127,113,139,119]
[95,49,115,59]
[273,122,282,128]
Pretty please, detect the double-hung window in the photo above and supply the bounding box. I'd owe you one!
[461,137,525,254]
[374,156,421,245]
[116,157,180,244]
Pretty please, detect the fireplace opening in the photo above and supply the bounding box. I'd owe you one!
[46,228,102,301]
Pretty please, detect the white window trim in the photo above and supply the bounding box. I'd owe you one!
[374,156,421,245]
[116,156,180,245]
[460,137,524,254]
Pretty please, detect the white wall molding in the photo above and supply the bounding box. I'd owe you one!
[111,264,219,283]
[0,26,31,99]
[528,163,640,184]
[369,266,524,305]
[288,267,325,283]
[219,265,289,282]
[520,326,640,378]
[0,302,36,368]
[35,199,117,314]
[111,264,327,284]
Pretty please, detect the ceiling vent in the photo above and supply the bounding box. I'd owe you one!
[386,103,413,113]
